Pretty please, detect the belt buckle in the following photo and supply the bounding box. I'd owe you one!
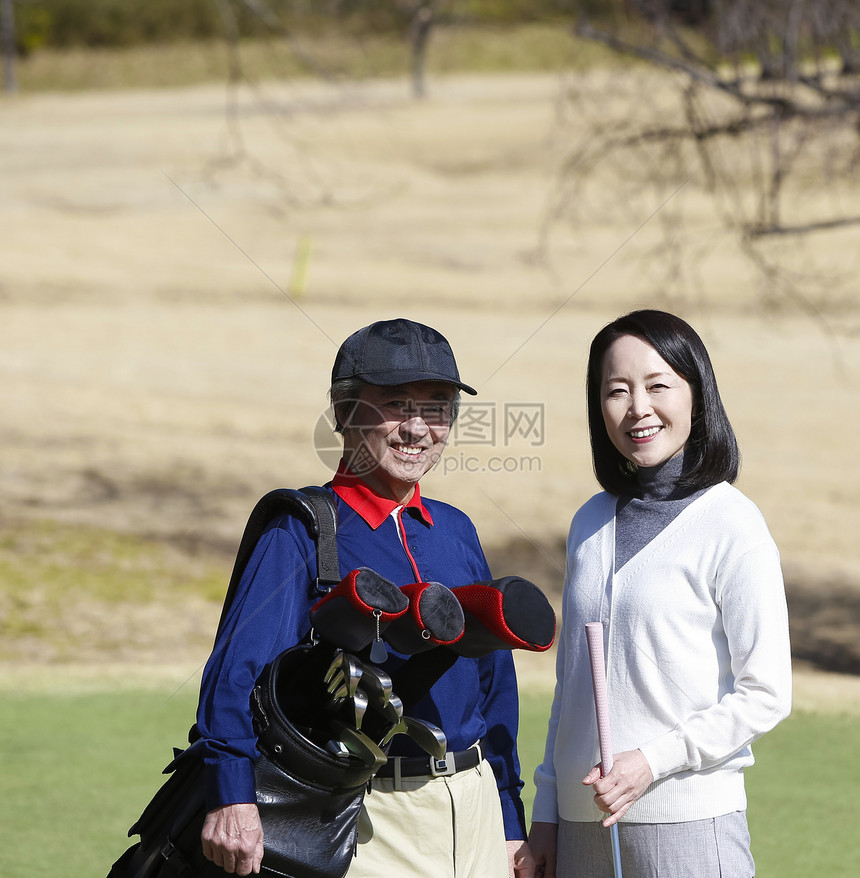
[430,753,456,777]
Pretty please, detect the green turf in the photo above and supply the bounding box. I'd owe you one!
[516,692,860,877]
[1,686,856,877]
[744,710,860,876]
[0,685,199,878]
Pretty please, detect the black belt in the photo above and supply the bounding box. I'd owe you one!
[377,740,484,779]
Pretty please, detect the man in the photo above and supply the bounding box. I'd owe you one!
[195,318,536,878]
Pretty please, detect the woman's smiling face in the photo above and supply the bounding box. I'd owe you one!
[600,334,693,470]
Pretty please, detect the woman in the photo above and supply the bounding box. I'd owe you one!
[529,310,791,878]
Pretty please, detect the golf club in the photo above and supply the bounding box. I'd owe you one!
[585,622,623,878]
[378,716,447,760]
[330,721,388,772]
[329,656,363,697]
[360,689,405,746]
[404,717,447,760]
[323,649,347,685]
[325,739,350,758]
[357,663,393,706]
[352,689,369,729]
[327,681,349,702]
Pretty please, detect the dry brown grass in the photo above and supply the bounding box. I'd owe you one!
[1,70,858,684]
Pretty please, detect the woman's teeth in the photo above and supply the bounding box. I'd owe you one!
[630,426,661,439]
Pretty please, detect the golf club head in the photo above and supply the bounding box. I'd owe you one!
[360,688,405,745]
[330,721,388,772]
[346,658,361,695]
[402,717,447,760]
[353,689,369,729]
[372,697,403,726]
[324,651,363,697]
[388,693,404,717]
[325,739,351,758]
[323,649,346,686]
[329,681,349,701]
[357,664,393,707]
[378,718,407,749]
[326,668,345,696]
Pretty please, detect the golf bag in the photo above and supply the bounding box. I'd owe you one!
[107,485,557,878]
[107,487,372,878]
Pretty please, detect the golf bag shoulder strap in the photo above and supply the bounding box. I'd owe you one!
[297,485,340,588]
[216,486,340,635]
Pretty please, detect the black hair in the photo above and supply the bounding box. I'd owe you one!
[586,309,740,495]
[329,377,367,434]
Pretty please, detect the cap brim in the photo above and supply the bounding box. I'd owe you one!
[360,371,477,395]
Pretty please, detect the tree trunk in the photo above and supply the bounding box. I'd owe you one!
[1,0,16,93]
[409,5,434,99]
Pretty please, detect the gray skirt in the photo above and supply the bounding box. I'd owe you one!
[557,811,754,878]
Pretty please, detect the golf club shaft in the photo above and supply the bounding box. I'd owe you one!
[609,824,622,877]
[585,622,623,878]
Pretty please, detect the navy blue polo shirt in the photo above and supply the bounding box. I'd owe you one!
[193,462,527,838]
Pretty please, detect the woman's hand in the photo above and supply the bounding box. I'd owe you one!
[582,749,653,828]
[527,821,558,878]
[201,802,264,875]
[507,839,536,878]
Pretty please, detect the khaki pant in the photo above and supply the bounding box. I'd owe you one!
[346,761,509,878]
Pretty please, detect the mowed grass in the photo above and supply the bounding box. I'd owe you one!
[0,685,856,878]
[517,696,860,877]
[0,683,198,878]
[0,520,227,662]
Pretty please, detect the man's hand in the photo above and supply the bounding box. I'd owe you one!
[507,838,536,878]
[582,749,653,828]
[527,821,557,878]
[201,802,264,875]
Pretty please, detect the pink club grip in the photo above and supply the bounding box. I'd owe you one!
[585,621,614,776]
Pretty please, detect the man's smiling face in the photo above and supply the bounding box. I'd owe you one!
[341,381,456,503]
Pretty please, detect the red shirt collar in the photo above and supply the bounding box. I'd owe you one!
[331,460,434,530]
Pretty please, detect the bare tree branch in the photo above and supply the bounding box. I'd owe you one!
[745,215,860,239]
[551,4,860,324]
[575,19,794,110]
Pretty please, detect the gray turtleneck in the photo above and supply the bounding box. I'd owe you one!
[614,452,707,570]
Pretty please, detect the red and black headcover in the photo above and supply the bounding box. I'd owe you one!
[448,576,556,658]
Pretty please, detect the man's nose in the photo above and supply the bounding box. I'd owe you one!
[400,413,431,438]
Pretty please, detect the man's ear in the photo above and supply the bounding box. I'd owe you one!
[332,399,358,434]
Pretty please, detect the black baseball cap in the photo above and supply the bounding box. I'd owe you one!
[331,318,477,395]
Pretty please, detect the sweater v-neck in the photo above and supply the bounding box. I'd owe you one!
[614,453,705,571]
[612,483,724,574]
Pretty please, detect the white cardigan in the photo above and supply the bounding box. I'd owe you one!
[532,482,792,824]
